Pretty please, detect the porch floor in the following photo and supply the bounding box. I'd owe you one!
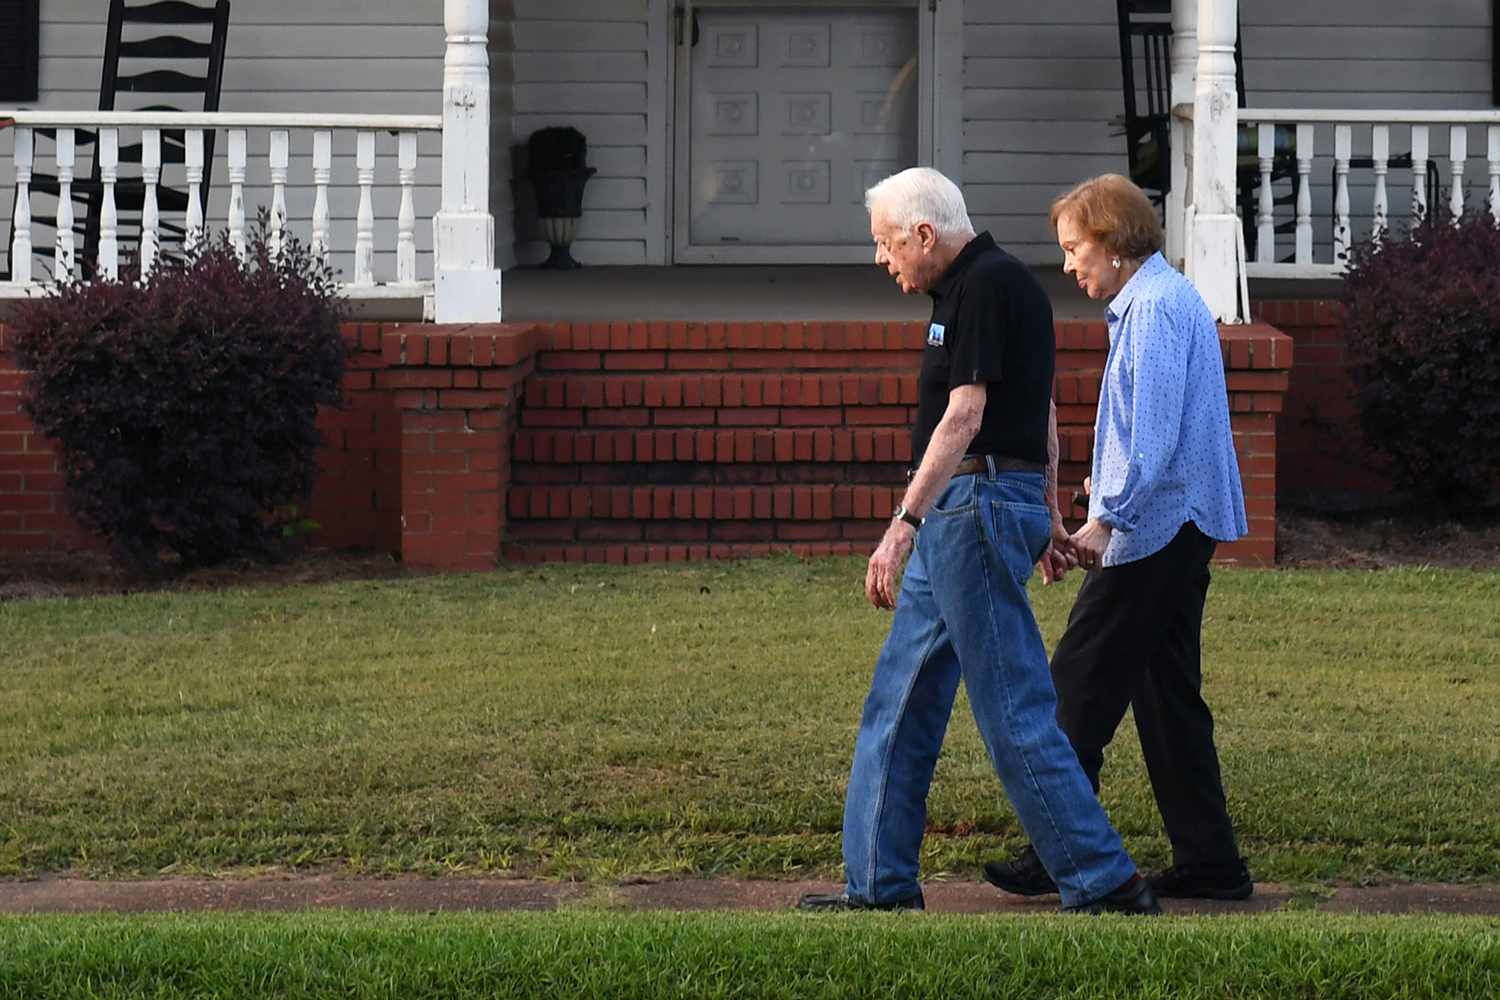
[500,265,1343,324]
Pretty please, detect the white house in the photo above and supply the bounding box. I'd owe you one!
[2,0,1497,323]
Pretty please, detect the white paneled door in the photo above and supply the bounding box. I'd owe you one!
[673,3,925,262]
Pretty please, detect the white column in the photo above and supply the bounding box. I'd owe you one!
[1371,125,1390,242]
[141,129,161,277]
[1166,0,1197,269]
[1332,124,1351,267]
[355,131,376,286]
[1487,125,1500,223]
[1294,124,1314,264]
[185,129,205,252]
[227,129,247,260]
[1188,0,1239,321]
[98,128,119,280]
[1448,125,1467,222]
[269,129,290,258]
[54,129,76,280]
[10,127,33,284]
[397,131,419,284]
[311,130,332,267]
[434,0,502,322]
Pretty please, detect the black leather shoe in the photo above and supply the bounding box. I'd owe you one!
[796,890,925,912]
[982,844,1058,896]
[1062,874,1163,915]
[1149,858,1253,900]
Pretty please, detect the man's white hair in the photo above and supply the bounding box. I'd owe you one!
[864,167,975,240]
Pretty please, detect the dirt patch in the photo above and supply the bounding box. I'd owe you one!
[1276,508,1500,569]
[3,876,1499,917]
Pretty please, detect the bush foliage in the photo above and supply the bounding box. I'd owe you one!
[11,224,347,575]
[1342,212,1500,512]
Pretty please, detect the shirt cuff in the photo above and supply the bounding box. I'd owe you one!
[1090,505,1130,532]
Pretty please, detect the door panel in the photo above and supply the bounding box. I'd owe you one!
[677,4,921,260]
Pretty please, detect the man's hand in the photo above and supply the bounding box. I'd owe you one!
[1037,509,1077,585]
[865,519,916,609]
[1069,518,1112,571]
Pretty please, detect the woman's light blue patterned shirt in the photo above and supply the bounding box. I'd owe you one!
[1088,252,1248,566]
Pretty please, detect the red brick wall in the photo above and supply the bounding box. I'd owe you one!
[2,317,1291,568]
[1252,299,1390,508]
[506,320,1291,566]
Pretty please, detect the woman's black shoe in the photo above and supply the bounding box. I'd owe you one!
[1149,859,1253,900]
[796,890,925,912]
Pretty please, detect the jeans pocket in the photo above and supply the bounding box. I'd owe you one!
[927,476,976,517]
[989,500,1051,583]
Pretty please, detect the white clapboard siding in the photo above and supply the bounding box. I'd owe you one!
[960,0,1496,266]
[510,0,657,266]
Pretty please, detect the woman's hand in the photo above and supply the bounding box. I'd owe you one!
[1069,518,1113,570]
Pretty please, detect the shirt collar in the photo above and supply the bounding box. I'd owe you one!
[928,231,996,302]
[1104,251,1169,322]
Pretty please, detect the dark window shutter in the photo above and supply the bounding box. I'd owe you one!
[0,0,41,103]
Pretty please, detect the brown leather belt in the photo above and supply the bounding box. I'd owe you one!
[906,454,1045,483]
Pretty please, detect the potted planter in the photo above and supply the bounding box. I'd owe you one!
[527,126,596,269]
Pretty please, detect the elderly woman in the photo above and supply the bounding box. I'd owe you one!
[984,174,1253,902]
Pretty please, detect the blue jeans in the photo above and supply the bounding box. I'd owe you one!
[841,470,1137,908]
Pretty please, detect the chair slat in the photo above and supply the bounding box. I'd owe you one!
[120,1,223,25]
[116,69,210,94]
[118,35,213,60]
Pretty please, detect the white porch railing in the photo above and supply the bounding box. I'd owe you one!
[1237,110,1500,279]
[1,111,442,305]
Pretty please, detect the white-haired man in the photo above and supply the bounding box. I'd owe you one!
[797,167,1157,915]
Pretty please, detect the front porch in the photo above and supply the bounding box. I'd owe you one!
[1,0,1480,569]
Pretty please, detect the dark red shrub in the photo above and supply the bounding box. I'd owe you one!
[10,223,347,575]
[1342,212,1500,513]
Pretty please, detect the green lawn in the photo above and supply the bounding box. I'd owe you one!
[1,559,1497,883]
[2,912,1498,999]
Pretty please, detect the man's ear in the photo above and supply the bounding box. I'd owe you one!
[915,221,938,252]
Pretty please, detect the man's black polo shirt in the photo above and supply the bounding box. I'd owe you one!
[910,231,1055,468]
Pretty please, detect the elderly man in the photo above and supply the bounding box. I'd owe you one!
[796,168,1157,915]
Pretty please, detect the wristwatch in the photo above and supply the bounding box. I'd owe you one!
[892,504,923,531]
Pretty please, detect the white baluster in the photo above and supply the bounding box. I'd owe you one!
[1295,123,1314,265]
[1410,125,1429,223]
[311,130,332,268]
[1371,125,1390,242]
[228,129,247,259]
[1488,125,1500,224]
[185,129,205,251]
[355,130,375,285]
[269,130,289,259]
[98,128,119,280]
[10,127,33,284]
[397,131,417,284]
[54,128,76,280]
[1448,125,1467,223]
[1333,124,1351,267]
[1255,122,1275,263]
[140,129,160,278]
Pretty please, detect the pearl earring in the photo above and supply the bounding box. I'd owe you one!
[1111,257,1121,269]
